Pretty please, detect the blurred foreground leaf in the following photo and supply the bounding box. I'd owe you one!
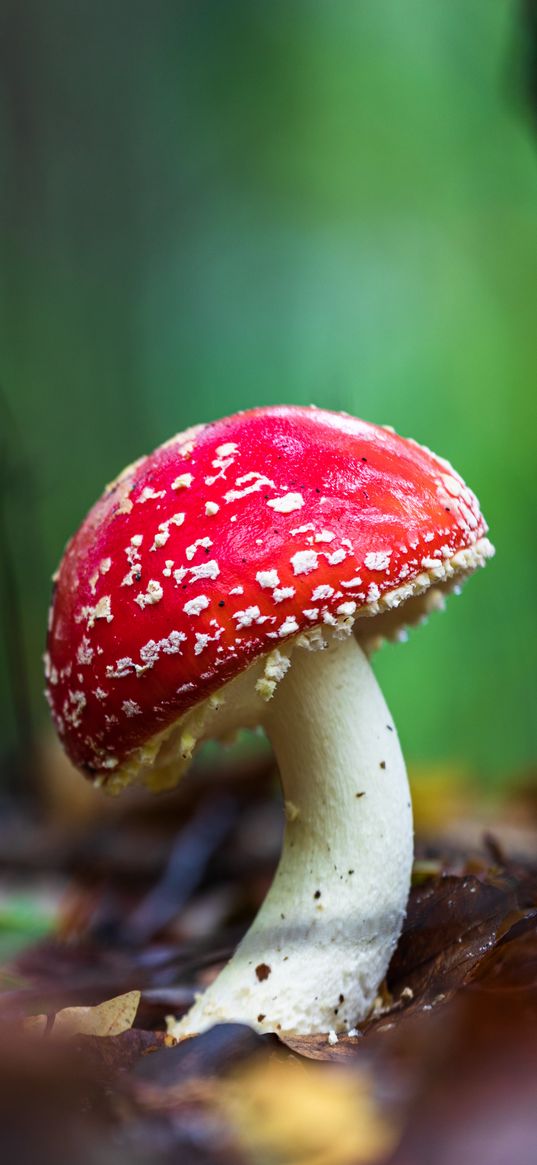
[219,1055,396,1165]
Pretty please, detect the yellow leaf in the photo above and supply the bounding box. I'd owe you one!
[220,1055,398,1165]
[51,990,141,1038]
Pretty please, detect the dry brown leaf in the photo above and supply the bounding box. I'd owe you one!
[78,1027,176,1075]
[280,1031,365,1061]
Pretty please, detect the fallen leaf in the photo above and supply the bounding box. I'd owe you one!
[53,988,141,1037]
[386,991,537,1165]
[219,1054,397,1165]
[77,1027,175,1075]
[133,1023,270,1090]
[34,990,142,1039]
[0,1036,116,1165]
[279,1031,364,1062]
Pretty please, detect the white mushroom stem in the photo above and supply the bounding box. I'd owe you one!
[173,633,413,1038]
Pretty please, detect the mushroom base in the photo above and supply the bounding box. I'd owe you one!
[172,634,413,1038]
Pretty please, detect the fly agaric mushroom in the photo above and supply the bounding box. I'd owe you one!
[45,406,493,1038]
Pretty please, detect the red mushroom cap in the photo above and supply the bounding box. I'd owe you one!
[45,405,492,778]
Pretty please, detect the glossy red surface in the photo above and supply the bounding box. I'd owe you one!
[45,406,488,775]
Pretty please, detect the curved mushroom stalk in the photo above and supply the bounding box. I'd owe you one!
[173,635,413,1038]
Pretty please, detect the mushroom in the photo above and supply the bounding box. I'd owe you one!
[45,406,494,1038]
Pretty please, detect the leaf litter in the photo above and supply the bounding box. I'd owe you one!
[0,747,536,1164]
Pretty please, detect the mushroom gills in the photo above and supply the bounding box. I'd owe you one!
[173,633,413,1038]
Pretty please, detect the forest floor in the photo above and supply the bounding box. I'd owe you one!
[0,742,536,1165]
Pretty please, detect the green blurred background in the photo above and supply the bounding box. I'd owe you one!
[1,0,536,785]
